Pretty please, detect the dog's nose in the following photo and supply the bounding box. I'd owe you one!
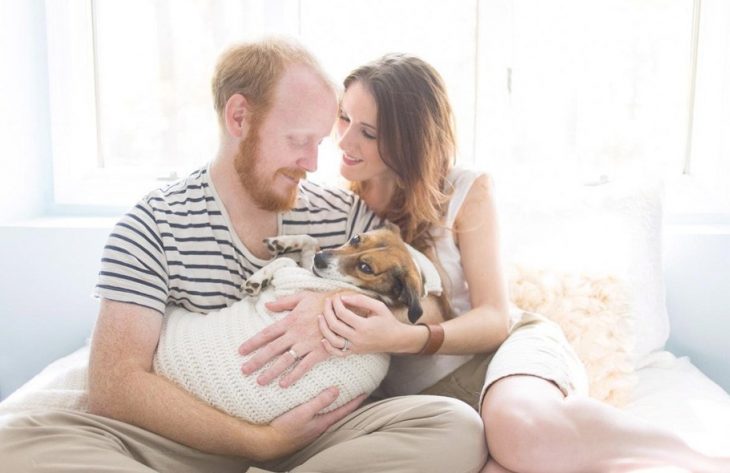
[314,252,329,269]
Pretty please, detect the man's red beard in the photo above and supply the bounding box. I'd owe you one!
[234,127,305,212]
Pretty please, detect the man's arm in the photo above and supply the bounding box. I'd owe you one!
[88,298,362,461]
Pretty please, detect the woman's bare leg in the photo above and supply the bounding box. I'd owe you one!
[481,459,515,473]
[480,375,730,473]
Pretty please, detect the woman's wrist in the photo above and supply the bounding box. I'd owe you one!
[394,323,431,354]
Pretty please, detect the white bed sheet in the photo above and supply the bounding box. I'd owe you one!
[625,350,730,457]
[1,347,730,458]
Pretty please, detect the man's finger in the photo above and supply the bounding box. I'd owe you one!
[279,349,328,388]
[265,293,306,312]
[255,349,299,386]
[239,320,287,355]
[299,386,340,418]
[241,337,290,375]
[315,393,367,427]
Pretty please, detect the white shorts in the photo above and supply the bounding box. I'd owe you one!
[419,310,589,411]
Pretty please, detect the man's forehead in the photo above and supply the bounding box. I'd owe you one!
[267,68,337,131]
[276,64,335,103]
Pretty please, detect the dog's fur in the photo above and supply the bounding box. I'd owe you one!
[245,223,425,323]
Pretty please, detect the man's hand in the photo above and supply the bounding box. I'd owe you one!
[256,387,367,461]
[239,291,334,388]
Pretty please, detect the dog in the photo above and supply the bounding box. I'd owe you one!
[153,223,435,424]
[244,222,426,323]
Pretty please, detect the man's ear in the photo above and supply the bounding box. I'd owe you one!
[224,93,250,138]
[392,268,424,323]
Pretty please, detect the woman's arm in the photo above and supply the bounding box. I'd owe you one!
[435,173,510,354]
[321,173,510,356]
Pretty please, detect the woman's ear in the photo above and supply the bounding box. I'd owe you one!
[224,93,250,138]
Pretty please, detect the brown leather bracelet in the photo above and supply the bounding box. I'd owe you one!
[417,323,445,355]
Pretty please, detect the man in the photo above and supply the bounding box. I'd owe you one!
[0,38,486,472]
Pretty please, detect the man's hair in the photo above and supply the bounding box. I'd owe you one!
[211,37,334,127]
[345,54,456,252]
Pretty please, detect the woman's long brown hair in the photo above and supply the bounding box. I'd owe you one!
[344,54,456,254]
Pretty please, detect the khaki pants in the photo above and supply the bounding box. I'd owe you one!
[0,395,486,473]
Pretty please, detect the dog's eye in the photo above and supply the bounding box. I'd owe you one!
[350,235,361,246]
[357,261,373,274]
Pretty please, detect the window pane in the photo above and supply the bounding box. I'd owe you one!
[92,0,299,176]
[477,0,693,183]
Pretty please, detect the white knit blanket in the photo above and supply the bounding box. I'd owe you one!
[153,259,390,424]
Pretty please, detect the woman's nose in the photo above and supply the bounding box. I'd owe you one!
[337,124,354,153]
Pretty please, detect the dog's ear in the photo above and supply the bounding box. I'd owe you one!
[392,268,424,323]
[376,220,401,236]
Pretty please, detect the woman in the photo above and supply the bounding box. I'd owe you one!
[319,53,729,473]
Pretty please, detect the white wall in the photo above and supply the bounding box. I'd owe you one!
[664,225,730,391]
[0,222,111,399]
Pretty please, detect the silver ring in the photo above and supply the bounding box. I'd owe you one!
[287,348,300,360]
[341,338,350,353]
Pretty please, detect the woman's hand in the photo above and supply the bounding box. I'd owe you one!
[319,294,426,356]
[255,387,367,461]
[239,291,333,388]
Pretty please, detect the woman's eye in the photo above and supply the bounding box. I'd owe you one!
[338,114,351,123]
[362,129,376,140]
[350,235,361,246]
[357,261,373,274]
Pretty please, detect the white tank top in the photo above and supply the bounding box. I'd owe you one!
[375,167,482,397]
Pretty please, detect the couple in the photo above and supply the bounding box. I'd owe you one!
[1,38,726,473]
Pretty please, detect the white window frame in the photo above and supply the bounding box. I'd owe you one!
[45,0,730,218]
[46,0,177,211]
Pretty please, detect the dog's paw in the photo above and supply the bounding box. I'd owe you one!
[244,275,271,296]
[264,237,293,256]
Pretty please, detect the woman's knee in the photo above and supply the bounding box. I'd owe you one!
[481,376,566,470]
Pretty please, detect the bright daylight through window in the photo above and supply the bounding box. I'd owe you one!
[45,0,729,214]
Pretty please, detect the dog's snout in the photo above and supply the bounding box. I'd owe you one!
[314,252,329,269]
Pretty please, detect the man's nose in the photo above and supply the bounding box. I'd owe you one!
[298,142,318,173]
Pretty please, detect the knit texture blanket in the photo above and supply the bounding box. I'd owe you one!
[153,258,390,424]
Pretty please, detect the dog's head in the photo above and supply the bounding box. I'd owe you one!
[312,223,425,323]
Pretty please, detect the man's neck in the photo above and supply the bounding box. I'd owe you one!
[209,154,278,259]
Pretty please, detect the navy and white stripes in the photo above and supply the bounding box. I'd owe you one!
[95,166,379,315]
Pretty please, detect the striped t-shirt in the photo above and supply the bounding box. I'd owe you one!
[94,165,379,315]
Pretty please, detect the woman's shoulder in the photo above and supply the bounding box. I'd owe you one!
[448,166,491,189]
[447,166,495,203]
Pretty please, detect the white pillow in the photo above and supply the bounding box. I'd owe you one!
[497,176,668,362]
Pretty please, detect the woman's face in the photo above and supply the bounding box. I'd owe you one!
[336,81,394,184]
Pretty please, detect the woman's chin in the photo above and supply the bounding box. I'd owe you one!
[340,162,363,182]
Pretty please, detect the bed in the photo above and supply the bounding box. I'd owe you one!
[1,175,729,461]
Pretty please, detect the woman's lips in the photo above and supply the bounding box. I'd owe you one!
[342,154,362,166]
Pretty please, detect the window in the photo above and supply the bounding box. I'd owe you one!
[46,0,729,215]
